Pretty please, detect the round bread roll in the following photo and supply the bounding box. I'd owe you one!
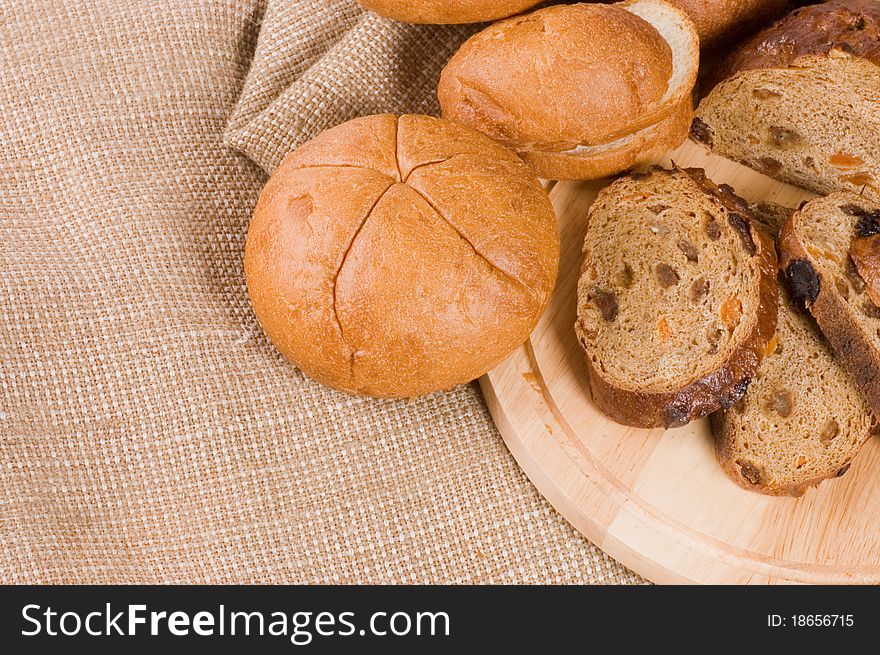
[438,0,699,180]
[355,0,543,24]
[245,114,559,398]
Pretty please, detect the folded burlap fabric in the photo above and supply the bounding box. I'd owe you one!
[0,0,642,584]
[225,0,481,173]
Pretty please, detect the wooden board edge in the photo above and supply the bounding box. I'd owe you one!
[480,342,877,585]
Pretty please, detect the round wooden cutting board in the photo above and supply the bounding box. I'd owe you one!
[481,139,880,584]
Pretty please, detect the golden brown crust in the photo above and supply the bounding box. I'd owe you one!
[780,209,880,417]
[518,97,692,181]
[666,0,788,46]
[581,168,779,429]
[850,234,880,307]
[281,114,400,177]
[355,0,542,24]
[708,0,880,90]
[245,114,559,398]
[438,3,682,150]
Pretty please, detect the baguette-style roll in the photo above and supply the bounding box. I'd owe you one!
[438,1,699,180]
[667,0,788,46]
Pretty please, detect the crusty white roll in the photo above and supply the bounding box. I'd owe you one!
[438,1,699,180]
[245,114,559,398]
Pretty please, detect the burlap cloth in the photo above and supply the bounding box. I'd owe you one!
[0,0,643,584]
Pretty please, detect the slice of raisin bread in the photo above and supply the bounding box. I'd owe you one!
[780,192,880,416]
[576,167,778,429]
[712,282,876,496]
[692,0,880,200]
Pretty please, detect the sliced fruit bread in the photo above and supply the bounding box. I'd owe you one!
[576,167,778,428]
[692,0,880,200]
[712,282,876,496]
[780,192,880,417]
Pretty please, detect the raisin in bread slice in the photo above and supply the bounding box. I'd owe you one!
[780,192,880,416]
[692,0,880,200]
[712,283,876,497]
[576,167,778,428]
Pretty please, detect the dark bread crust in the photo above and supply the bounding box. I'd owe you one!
[779,211,880,416]
[706,0,880,92]
[582,167,779,429]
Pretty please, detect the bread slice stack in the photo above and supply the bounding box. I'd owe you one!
[713,281,876,496]
[576,167,778,428]
[577,166,880,495]
[713,195,879,496]
[692,0,880,200]
[718,192,880,496]
[438,0,699,180]
[711,201,874,495]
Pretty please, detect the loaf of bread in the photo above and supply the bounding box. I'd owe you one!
[779,192,880,416]
[245,114,559,398]
[576,167,778,428]
[693,0,880,200]
[667,0,788,46]
[438,0,699,180]
[355,0,542,24]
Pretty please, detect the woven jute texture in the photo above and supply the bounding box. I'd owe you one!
[0,0,643,584]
